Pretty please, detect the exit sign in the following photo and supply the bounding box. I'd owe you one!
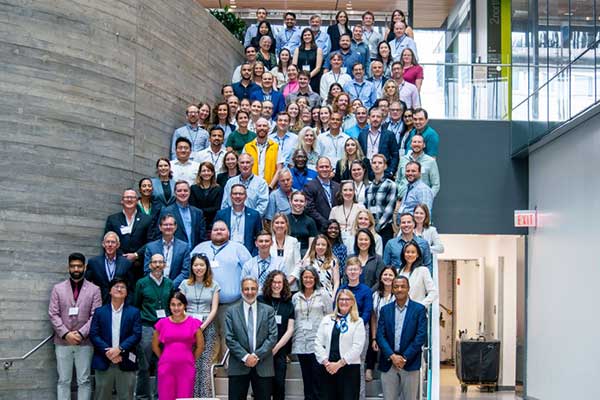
[514,210,537,227]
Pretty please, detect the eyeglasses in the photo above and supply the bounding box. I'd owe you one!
[122,196,137,200]
[151,260,165,264]
[112,285,127,291]
[404,115,413,118]
[338,298,353,302]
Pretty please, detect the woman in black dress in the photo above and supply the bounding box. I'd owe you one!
[190,161,224,232]
[287,190,318,257]
[292,28,323,93]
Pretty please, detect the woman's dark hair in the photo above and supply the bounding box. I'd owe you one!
[262,271,292,301]
[196,161,217,188]
[377,266,397,297]
[414,203,431,228]
[252,21,276,53]
[188,254,214,287]
[335,180,356,204]
[169,291,188,309]
[353,228,376,257]
[300,27,316,49]
[335,10,350,32]
[212,101,231,125]
[277,48,291,71]
[221,150,240,174]
[400,240,423,274]
[324,220,343,245]
[138,177,152,192]
[327,82,345,105]
[156,157,173,178]
[298,266,322,292]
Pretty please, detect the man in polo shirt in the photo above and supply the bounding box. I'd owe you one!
[404,108,440,158]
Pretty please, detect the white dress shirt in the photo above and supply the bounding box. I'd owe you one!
[243,300,258,355]
[194,147,226,172]
[111,303,124,349]
[171,159,200,186]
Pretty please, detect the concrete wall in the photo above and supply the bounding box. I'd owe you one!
[0,0,242,397]
[526,108,600,399]
[439,234,523,388]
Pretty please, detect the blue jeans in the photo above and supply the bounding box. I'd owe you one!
[55,344,92,400]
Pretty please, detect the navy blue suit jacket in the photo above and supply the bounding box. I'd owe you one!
[214,207,262,255]
[143,238,191,288]
[249,90,286,118]
[159,203,206,250]
[104,212,154,255]
[357,128,400,179]
[86,254,134,304]
[376,299,427,372]
[90,304,142,371]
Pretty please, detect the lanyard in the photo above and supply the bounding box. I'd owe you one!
[210,242,229,260]
[301,293,316,319]
[274,134,286,149]
[105,258,116,281]
[210,150,223,166]
[394,35,407,53]
[193,283,205,306]
[284,29,293,41]
[342,204,354,229]
[353,82,365,99]
[332,72,341,83]
[328,134,344,157]
[368,130,381,152]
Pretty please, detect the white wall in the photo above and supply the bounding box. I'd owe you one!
[527,111,600,399]
[439,234,522,387]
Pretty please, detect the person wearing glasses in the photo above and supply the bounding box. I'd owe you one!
[90,278,141,400]
[314,289,366,400]
[170,104,209,158]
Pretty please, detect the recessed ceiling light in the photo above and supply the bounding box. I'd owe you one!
[563,12,573,16]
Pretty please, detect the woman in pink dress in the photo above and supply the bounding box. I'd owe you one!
[152,292,204,400]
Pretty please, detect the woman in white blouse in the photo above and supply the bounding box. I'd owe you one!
[330,181,366,251]
[398,241,438,308]
[314,289,365,400]
[270,213,301,290]
[413,203,444,255]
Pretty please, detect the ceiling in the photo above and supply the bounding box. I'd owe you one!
[197,0,456,29]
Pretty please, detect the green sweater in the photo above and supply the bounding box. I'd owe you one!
[134,275,174,326]
[226,130,256,154]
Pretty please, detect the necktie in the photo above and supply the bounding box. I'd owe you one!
[247,305,255,352]
[258,260,269,287]
[73,284,79,302]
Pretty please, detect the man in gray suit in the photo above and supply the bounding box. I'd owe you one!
[225,276,278,400]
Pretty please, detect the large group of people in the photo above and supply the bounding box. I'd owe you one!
[48,7,446,400]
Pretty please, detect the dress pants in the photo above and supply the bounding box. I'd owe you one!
[228,368,272,400]
[317,363,361,400]
[95,365,135,400]
[380,367,419,400]
[55,344,93,400]
[296,353,320,400]
[272,351,288,400]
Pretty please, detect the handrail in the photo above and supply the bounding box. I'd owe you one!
[420,62,511,67]
[210,349,230,398]
[0,334,54,370]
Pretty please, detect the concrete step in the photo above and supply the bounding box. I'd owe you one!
[214,376,383,397]
[215,361,382,380]
[215,396,383,400]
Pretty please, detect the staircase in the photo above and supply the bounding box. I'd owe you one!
[213,360,383,399]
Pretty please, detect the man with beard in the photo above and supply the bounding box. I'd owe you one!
[170,104,209,158]
[49,252,102,400]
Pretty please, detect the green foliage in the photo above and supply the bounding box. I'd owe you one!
[209,6,246,42]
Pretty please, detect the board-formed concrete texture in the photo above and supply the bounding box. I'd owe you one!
[0,0,242,397]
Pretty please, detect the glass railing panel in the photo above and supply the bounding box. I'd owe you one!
[547,67,569,132]
[529,85,549,144]
[570,51,596,118]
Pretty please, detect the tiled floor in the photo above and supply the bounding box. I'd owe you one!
[440,366,523,400]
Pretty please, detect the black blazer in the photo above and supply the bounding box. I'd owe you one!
[85,254,134,304]
[333,157,374,182]
[304,178,341,231]
[159,203,206,250]
[357,128,400,179]
[327,24,349,52]
[104,212,154,255]
[189,184,224,231]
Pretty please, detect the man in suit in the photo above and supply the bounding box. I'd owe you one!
[249,72,286,118]
[104,188,154,266]
[86,232,134,304]
[376,276,427,400]
[225,276,278,400]
[144,214,190,289]
[304,157,341,231]
[159,180,206,250]
[90,277,142,400]
[215,183,262,255]
[358,107,399,180]
[48,252,102,400]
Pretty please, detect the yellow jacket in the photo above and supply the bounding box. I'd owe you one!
[244,139,280,184]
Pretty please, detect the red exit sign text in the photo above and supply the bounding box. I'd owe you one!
[514,210,537,227]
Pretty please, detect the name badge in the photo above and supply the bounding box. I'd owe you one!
[302,65,311,72]
[120,225,132,235]
[299,320,312,330]
[275,315,282,324]
[211,260,220,269]
[68,307,79,316]
[156,309,166,318]
[341,67,347,75]
[128,353,137,363]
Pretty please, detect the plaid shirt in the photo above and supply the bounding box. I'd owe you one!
[364,178,397,231]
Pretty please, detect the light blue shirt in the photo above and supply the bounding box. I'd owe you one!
[276,26,301,55]
[222,174,270,216]
[230,208,246,245]
[318,177,333,206]
[343,80,377,108]
[241,255,285,292]
[269,131,298,166]
[316,131,350,168]
[243,24,258,47]
[170,124,209,158]
[389,35,418,61]
[396,153,441,198]
[314,30,331,59]
[191,240,252,304]
[399,179,435,215]
[177,204,192,243]
[383,235,433,273]
[394,300,409,352]
[265,189,292,220]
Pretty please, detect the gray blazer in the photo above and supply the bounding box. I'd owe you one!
[225,301,278,377]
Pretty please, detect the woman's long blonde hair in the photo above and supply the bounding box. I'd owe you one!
[332,289,360,322]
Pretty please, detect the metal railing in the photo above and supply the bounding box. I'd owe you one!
[210,349,230,398]
[420,256,440,400]
[0,334,54,370]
